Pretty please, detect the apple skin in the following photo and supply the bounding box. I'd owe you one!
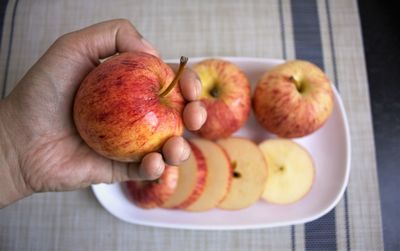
[174,141,208,209]
[193,59,251,140]
[124,165,179,209]
[253,60,334,138]
[184,138,232,211]
[73,52,184,162]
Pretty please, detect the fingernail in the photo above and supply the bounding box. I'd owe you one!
[200,103,207,125]
[181,140,191,161]
[153,159,164,178]
[139,158,163,180]
[195,76,202,99]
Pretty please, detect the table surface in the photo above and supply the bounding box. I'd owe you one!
[1,0,396,250]
[357,1,400,250]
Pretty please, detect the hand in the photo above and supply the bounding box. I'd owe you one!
[0,19,207,207]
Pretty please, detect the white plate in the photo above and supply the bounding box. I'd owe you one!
[91,57,351,230]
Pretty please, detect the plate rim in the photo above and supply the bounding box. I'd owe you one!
[91,56,352,230]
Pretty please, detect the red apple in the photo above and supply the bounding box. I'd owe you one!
[124,165,179,209]
[73,52,187,162]
[253,60,334,138]
[193,59,251,140]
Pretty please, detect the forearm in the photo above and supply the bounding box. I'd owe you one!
[0,100,32,208]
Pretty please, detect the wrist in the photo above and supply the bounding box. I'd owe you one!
[0,99,33,208]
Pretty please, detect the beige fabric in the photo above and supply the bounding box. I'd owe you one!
[0,0,383,250]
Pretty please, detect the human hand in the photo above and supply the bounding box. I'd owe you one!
[0,19,206,207]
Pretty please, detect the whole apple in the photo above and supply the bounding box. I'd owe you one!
[253,60,334,138]
[73,52,187,162]
[193,59,250,140]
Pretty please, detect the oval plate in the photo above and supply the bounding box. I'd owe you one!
[91,57,351,230]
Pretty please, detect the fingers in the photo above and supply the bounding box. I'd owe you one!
[179,69,202,101]
[106,153,165,183]
[183,101,207,131]
[137,153,165,179]
[172,67,207,130]
[109,136,191,183]
[87,135,193,184]
[162,136,190,165]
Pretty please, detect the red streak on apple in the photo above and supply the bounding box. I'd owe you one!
[176,141,208,209]
[216,146,233,204]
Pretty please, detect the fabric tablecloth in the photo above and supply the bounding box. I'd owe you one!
[0,0,383,250]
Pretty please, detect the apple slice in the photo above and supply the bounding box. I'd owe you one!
[162,142,207,209]
[216,137,268,210]
[185,138,232,212]
[259,139,315,204]
[124,165,179,209]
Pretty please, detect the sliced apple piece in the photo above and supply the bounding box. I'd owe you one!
[185,138,232,212]
[259,139,315,204]
[216,137,268,210]
[124,165,179,209]
[162,142,207,209]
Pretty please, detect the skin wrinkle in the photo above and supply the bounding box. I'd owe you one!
[52,35,98,75]
[21,132,73,191]
[0,107,32,198]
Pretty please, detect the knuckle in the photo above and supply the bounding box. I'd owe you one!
[114,18,135,30]
[116,18,131,26]
[55,32,75,45]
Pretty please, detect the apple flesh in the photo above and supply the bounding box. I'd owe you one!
[193,59,251,140]
[124,165,179,209]
[73,52,187,162]
[162,142,207,209]
[253,60,334,138]
[217,137,268,210]
[184,138,232,211]
[259,139,315,204]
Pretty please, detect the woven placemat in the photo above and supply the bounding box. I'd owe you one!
[0,0,383,250]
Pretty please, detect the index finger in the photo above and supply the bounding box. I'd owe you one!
[179,69,202,101]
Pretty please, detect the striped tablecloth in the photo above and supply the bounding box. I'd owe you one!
[0,0,383,250]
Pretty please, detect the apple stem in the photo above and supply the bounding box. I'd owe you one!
[159,56,188,97]
[289,75,302,92]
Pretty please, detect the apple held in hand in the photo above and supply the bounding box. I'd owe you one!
[253,60,334,138]
[74,52,187,162]
[193,59,251,140]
